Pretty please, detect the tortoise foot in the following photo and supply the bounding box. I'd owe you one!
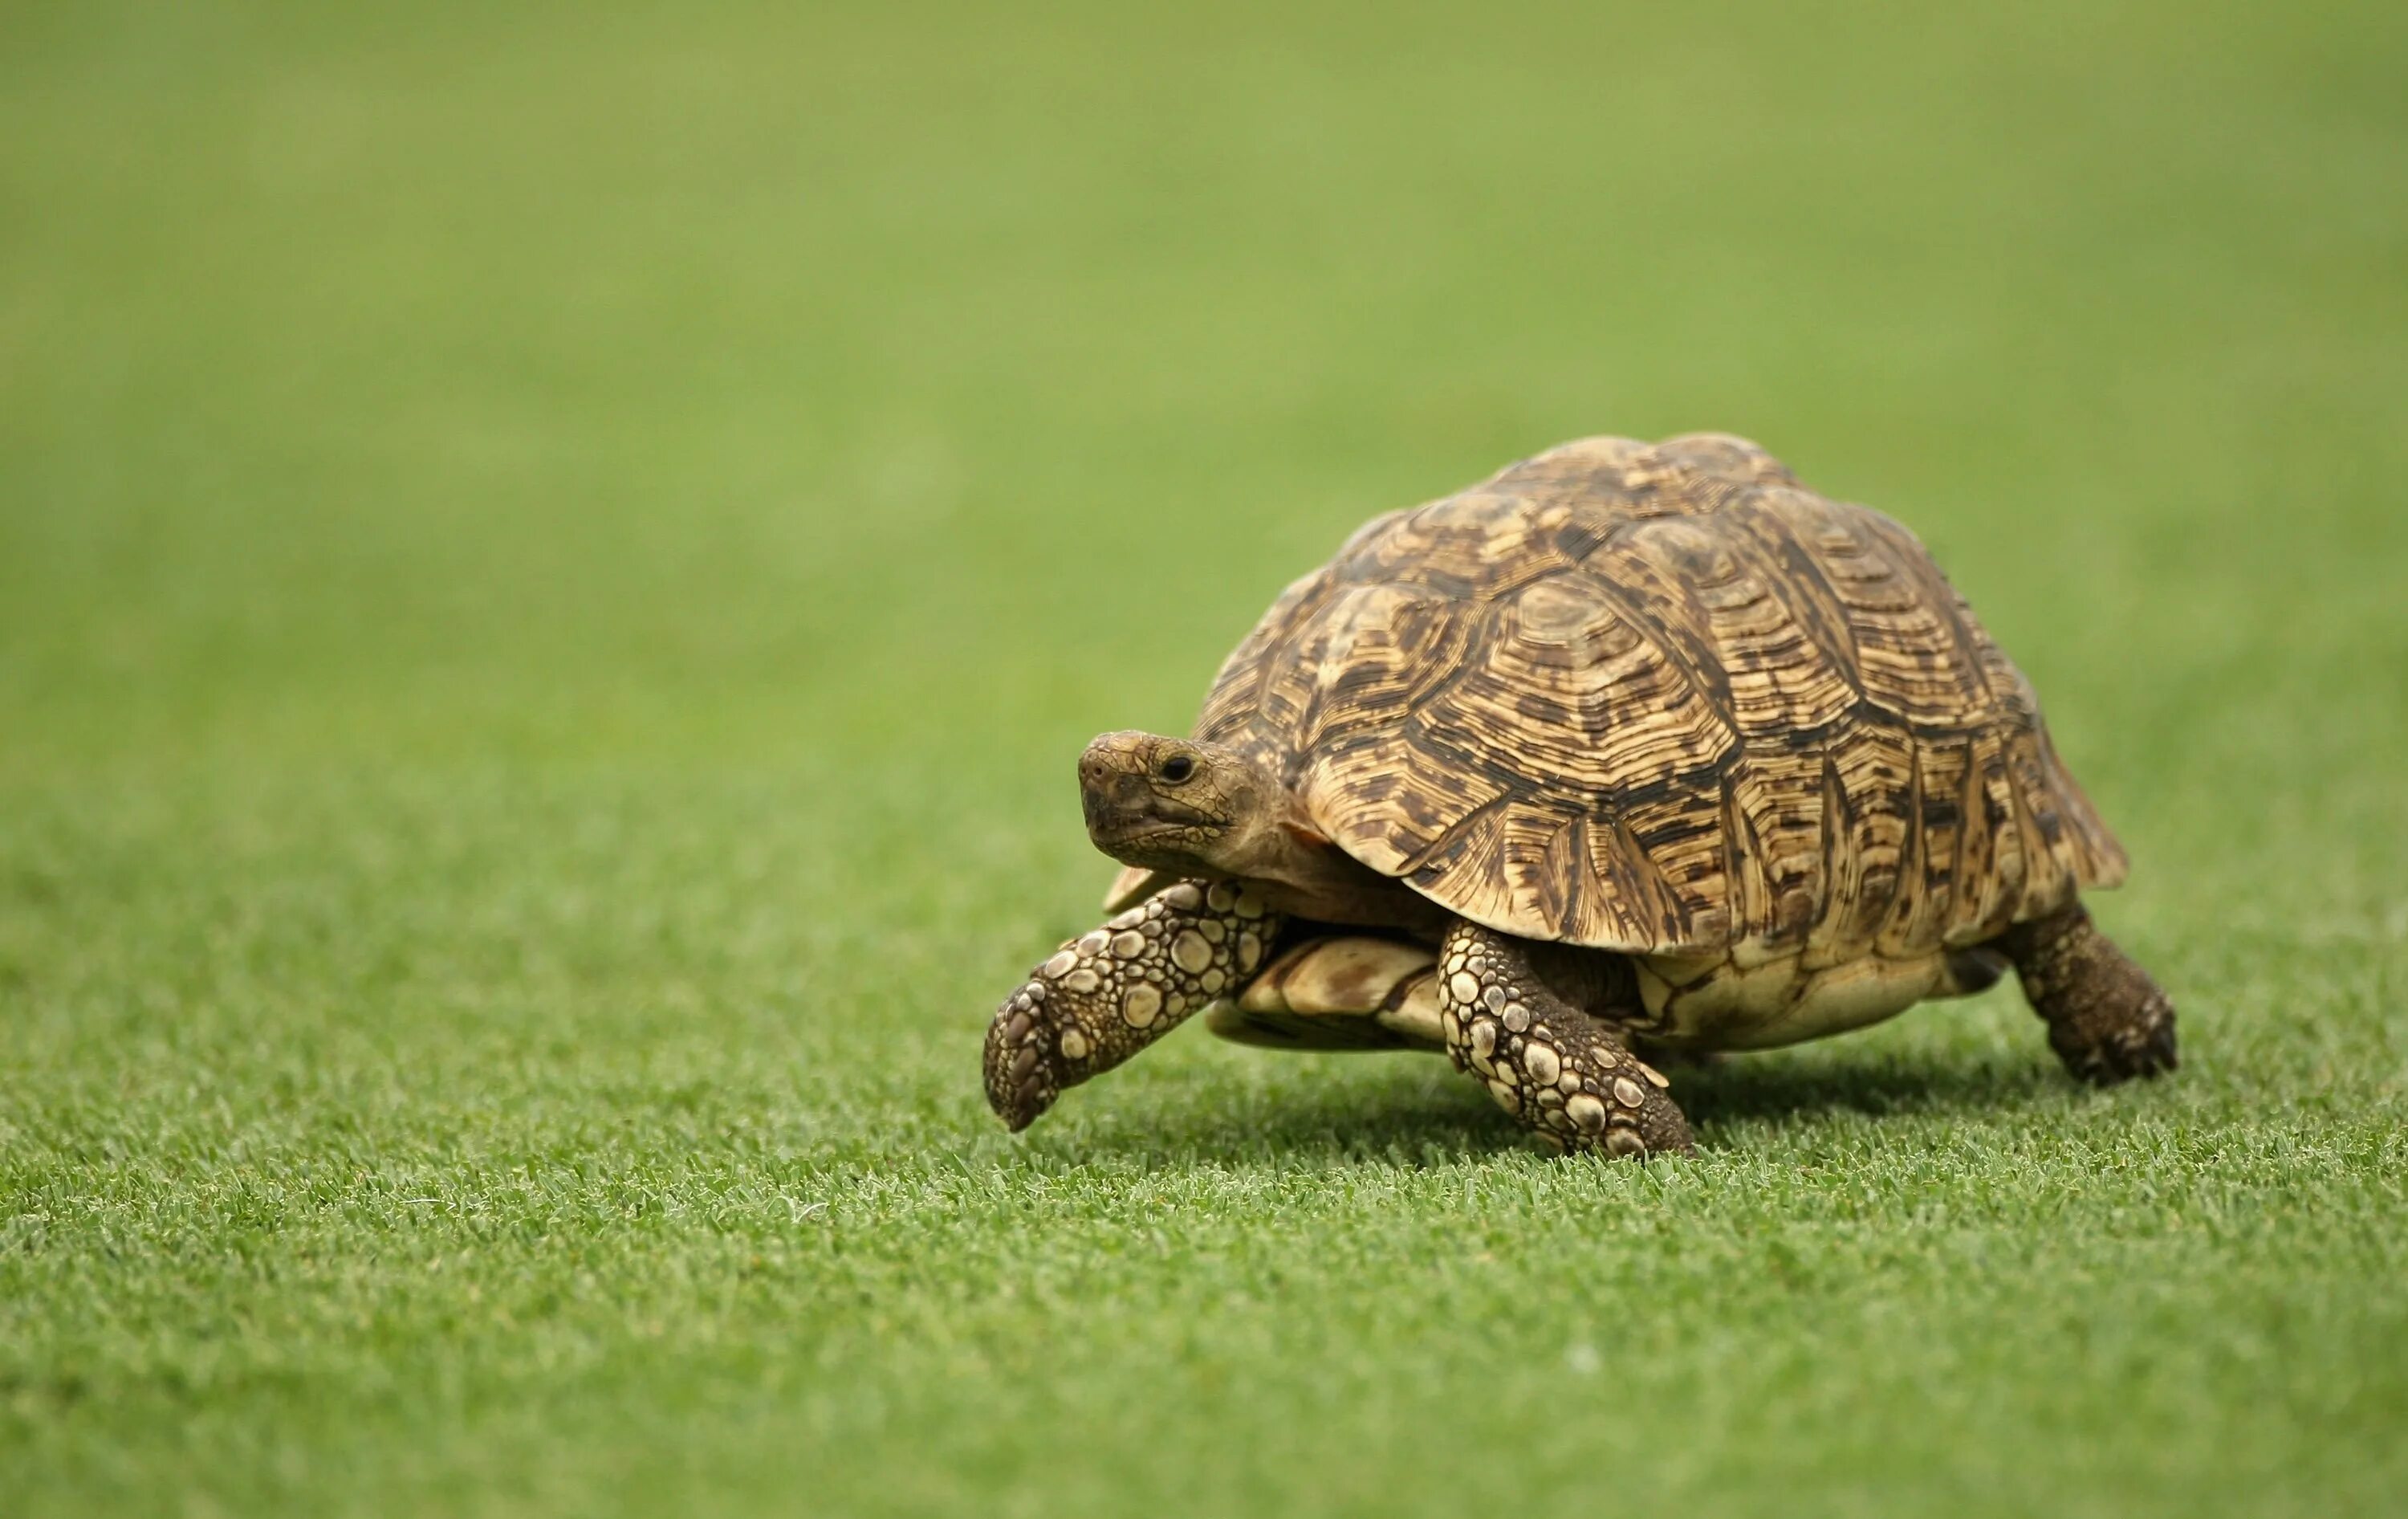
[2002,904,2178,1086]
[982,881,1285,1131]
[1437,921,1696,1159]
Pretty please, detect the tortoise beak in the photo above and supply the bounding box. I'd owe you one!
[1080,778,1218,858]
[1079,768,1154,838]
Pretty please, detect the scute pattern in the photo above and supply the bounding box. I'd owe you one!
[1194,434,2126,955]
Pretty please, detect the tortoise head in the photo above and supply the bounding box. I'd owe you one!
[1078,731,1287,878]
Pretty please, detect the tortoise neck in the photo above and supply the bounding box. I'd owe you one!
[1218,802,1444,934]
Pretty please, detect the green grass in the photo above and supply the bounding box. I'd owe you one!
[5,0,2406,1513]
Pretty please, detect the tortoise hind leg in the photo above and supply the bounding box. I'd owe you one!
[1436,922,1694,1159]
[1204,935,1446,1051]
[1999,903,2178,1084]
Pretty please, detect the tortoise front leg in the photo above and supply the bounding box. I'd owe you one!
[1436,921,1694,1159]
[984,880,1283,1131]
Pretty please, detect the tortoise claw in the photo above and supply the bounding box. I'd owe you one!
[982,978,1066,1131]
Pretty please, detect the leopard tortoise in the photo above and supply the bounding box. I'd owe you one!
[983,434,2176,1156]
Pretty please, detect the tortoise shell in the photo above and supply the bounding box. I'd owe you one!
[1192,434,2125,958]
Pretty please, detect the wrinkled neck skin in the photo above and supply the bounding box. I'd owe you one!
[1182,796,1444,935]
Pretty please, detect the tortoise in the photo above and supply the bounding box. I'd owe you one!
[982,434,2176,1156]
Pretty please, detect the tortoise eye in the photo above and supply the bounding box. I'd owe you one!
[1159,755,1196,784]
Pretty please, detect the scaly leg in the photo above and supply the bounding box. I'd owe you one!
[1436,921,1694,1159]
[1999,902,2178,1084]
[983,880,1283,1130]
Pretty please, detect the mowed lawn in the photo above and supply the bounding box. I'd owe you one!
[4,2,2406,1514]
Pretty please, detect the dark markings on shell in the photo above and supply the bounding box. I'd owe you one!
[1195,434,2129,955]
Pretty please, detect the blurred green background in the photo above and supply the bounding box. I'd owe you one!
[3,2,2404,1515]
